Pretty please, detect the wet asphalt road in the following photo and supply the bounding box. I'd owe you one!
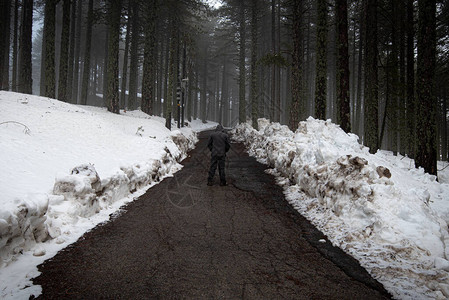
[33,131,391,299]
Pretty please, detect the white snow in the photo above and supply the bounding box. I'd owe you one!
[232,118,449,300]
[0,91,216,299]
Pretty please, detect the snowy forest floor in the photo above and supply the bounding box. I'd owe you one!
[32,131,390,299]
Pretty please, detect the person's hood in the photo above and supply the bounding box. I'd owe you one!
[215,124,224,132]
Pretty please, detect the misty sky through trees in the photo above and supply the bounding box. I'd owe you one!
[0,0,448,177]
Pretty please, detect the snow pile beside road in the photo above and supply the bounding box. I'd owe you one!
[232,117,449,299]
[0,91,203,298]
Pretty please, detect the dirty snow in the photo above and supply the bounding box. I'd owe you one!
[0,91,216,299]
[232,118,449,300]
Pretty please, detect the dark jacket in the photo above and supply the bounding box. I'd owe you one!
[208,125,230,157]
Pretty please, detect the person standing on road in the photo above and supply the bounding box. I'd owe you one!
[207,124,230,186]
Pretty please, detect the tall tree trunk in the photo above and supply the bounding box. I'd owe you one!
[106,0,121,114]
[276,0,281,122]
[166,9,177,129]
[80,0,94,105]
[442,89,448,161]
[67,0,77,103]
[238,0,246,124]
[18,0,33,94]
[221,59,229,126]
[187,59,193,122]
[200,49,208,123]
[289,0,302,130]
[390,0,400,154]
[315,0,327,120]
[72,0,82,103]
[336,0,351,133]
[194,63,199,120]
[0,0,11,90]
[141,0,157,115]
[415,0,437,176]
[250,0,258,130]
[120,2,132,109]
[163,33,170,118]
[128,0,140,110]
[57,0,70,102]
[271,0,275,122]
[355,0,365,136]
[102,31,109,104]
[399,0,406,155]
[157,38,164,117]
[364,0,379,154]
[12,0,18,92]
[406,0,415,158]
[43,0,57,98]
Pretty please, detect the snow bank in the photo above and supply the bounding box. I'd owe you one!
[232,117,449,299]
[0,91,202,298]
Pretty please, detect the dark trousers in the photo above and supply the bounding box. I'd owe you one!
[208,155,226,183]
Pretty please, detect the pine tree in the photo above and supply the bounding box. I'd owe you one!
[336,0,351,133]
[67,0,77,103]
[106,0,122,114]
[364,0,379,153]
[250,0,258,130]
[415,0,437,175]
[238,0,246,124]
[141,0,157,115]
[58,0,71,102]
[42,0,57,98]
[0,0,11,90]
[289,0,302,130]
[406,0,415,157]
[18,0,33,94]
[72,0,82,103]
[314,0,327,120]
[12,0,19,92]
[128,0,140,110]
[120,1,132,109]
[80,0,94,105]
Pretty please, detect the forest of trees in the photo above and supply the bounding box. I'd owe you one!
[0,0,448,177]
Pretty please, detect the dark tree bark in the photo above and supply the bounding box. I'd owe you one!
[406,0,415,157]
[194,63,199,120]
[289,0,302,130]
[141,0,157,115]
[221,59,229,126]
[315,0,327,120]
[72,0,82,103]
[238,0,246,124]
[355,0,364,136]
[128,0,140,111]
[415,0,437,176]
[389,0,400,154]
[336,0,351,133]
[12,0,19,92]
[67,0,77,103]
[0,0,11,90]
[399,0,406,155]
[364,0,379,154]
[166,6,178,129]
[43,0,57,98]
[276,0,281,122]
[57,0,71,102]
[187,60,193,122]
[106,0,121,114]
[18,0,33,94]
[80,0,94,105]
[120,1,132,109]
[200,47,207,124]
[271,0,276,122]
[250,0,258,130]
